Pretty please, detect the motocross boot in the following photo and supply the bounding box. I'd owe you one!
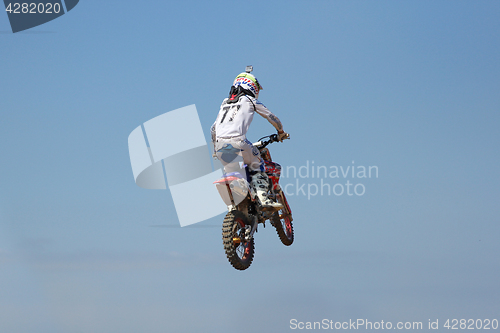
[251,172,283,211]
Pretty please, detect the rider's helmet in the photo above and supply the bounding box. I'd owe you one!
[228,66,263,102]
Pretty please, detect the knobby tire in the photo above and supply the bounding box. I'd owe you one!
[222,210,255,270]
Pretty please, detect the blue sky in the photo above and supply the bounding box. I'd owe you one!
[1,1,499,332]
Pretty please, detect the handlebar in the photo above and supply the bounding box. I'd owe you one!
[253,133,287,148]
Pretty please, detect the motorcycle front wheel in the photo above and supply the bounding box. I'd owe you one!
[222,210,255,270]
[272,192,294,246]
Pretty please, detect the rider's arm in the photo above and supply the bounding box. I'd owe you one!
[211,104,223,157]
[210,121,216,144]
[211,100,226,143]
[253,99,283,133]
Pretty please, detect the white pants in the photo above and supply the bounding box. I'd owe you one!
[215,137,264,172]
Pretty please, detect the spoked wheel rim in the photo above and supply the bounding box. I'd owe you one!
[276,209,293,242]
[272,194,294,246]
[282,214,293,240]
[233,218,252,260]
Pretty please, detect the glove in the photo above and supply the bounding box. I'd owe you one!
[278,131,290,142]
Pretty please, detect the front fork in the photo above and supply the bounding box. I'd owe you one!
[274,185,293,222]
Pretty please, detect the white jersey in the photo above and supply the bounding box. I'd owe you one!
[211,95,282,141]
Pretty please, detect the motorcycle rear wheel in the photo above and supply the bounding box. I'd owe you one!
[222,210,255,270]
[272,193,294,246]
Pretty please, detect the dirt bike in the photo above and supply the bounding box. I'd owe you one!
[213,134,294,270]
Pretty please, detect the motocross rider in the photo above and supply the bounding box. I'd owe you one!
[211,67,289,211]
